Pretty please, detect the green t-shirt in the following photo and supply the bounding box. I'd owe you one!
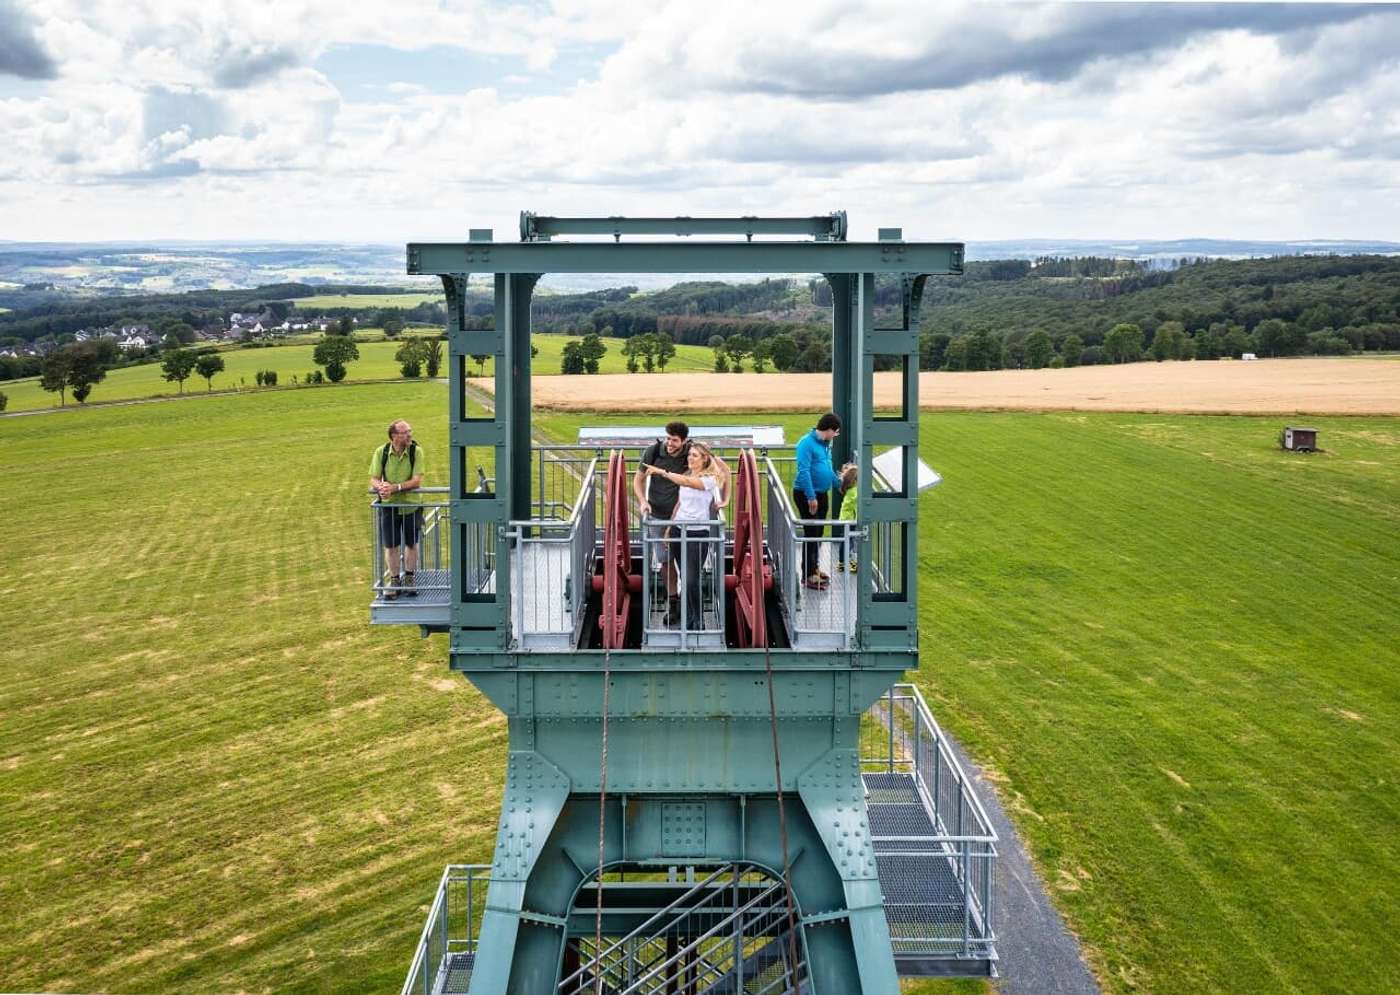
[370,443,426,505]
[836,483,857,522]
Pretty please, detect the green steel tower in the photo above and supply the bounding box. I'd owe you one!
[381,214,996,995]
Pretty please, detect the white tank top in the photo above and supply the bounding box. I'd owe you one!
[673,476,719,524]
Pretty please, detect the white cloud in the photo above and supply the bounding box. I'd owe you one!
[1,1,1398,241]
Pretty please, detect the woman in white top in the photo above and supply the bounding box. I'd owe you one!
[645,443,724,628]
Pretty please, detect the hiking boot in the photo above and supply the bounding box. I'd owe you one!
[403,571,418,598]
[384,576,402,600]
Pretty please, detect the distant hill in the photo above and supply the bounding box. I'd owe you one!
[967,238,1400,266]
[2,238,1397,295]
[5,252,1398,379]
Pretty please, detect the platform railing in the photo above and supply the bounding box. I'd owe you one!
[372,486,451,602]
[763,457,862,649]
[640,515,726,648]
[860,684,998,964]
[505,458,599,649]
[399,864,490,995]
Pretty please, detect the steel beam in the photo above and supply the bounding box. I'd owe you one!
[408,240,963,276]
[521,211,847,241]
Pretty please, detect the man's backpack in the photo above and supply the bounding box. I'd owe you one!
[379,440,417,479]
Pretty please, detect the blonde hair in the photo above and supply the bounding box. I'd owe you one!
[689,442,721,478]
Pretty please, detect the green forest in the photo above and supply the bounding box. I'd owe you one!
[4,254,1399,383]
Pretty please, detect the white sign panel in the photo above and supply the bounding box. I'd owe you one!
[870,448,943,493]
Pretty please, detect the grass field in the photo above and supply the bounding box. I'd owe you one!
[287,292,444,310]
[2,391,1397,994]
[0,335,713,412]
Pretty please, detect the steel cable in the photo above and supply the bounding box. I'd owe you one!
[764,641,803,992]
[594,647,611,995]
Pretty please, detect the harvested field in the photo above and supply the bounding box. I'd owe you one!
[495,357,1400,416]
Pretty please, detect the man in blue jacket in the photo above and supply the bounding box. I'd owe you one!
[793,412,841,588]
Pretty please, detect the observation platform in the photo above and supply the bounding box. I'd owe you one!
[370,439,898,650]
[399,684,996,994]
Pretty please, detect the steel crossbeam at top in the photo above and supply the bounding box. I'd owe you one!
[407,239,963,275]
[521,210,849,241]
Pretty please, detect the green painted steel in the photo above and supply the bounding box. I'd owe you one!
[413,213,958,995]
[408,239,963,276]
[521,211,848,240]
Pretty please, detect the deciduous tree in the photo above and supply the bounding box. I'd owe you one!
[560,341,585,374]
[768,333,797,371]
[724,334,752,373]
[579,333,606,374]
[40,349,73,406]
[194,352,225,392]
[1103,323,1144,363]
[1024,329,1053,369]
[313,335,359,382]
[1150,322,1190,361]
[161,348,197,393]
[396,340,427,378]
[655,333,675,371]
[751,339,771,373]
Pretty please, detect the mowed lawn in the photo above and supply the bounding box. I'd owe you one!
[538,410,1400,995]
[0,335,712,412]
[2,395,1397,993]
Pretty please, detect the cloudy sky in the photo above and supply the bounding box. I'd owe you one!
[2,0,1398,243]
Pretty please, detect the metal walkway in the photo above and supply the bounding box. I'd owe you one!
[863,772,995,976]
[370,567,454,627]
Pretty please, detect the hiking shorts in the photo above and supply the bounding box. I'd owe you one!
[378,507,422,548]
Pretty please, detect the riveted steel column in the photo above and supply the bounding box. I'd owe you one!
[855,272,921,650]
[828,274,856,471]
[503,274,539,522]
[447,274,510,650]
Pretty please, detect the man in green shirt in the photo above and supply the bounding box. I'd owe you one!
[371,420,425,598]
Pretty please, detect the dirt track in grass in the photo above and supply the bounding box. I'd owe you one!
[484,357,1400,416]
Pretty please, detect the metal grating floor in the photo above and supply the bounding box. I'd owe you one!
[439,951,475,993]
[370,568,452,627]
[862,772,993,959]
[788,549,858,649]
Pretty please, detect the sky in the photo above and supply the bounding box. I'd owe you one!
[1,0,1398,243]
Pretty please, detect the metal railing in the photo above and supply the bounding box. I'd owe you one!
[559,866,807,995]
[506,457,599,649]
[399,864,490,995]
[763,457,862,649]
[860,684,998,964]
[372,486,451,602]
[640,515,726,648]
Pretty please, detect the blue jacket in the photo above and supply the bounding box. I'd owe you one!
[793,429,836,502]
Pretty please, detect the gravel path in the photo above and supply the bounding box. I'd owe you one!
[939,732,1101,995]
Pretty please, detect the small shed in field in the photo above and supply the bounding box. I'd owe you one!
[1283,426,1319,452]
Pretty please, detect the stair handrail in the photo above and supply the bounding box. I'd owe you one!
[557,864,735,992]
[611,880,789,995]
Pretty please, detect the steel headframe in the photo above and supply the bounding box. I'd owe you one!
[408,212,962,995]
